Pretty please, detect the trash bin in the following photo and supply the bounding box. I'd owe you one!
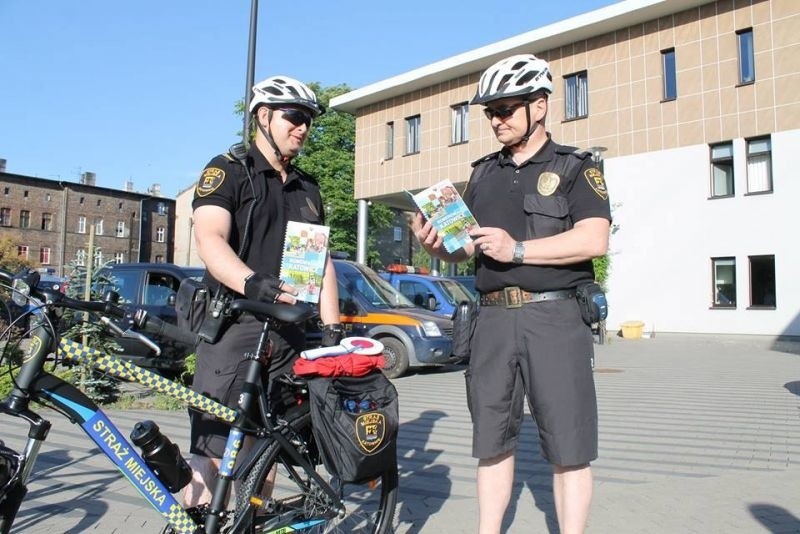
[621,321,645,339]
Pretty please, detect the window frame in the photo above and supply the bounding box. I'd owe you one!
[745,136,772,194]
[385,122,394,160]
[95,217,104,236]
[41,212,53,231]
[156,226,166,243]
[564,71,589,120]
[711,256,737,308]
[748,255,775,308]
[661,48,677,101]
[737,28,755,85]
[405,115,421,155]
[116,220,126,237]
[1,207,11,226]
[40,247,51,265]
[17,245,29,259]
[77,215,87,234]
[450,102,469,145]
[19,210,30,229]
[709,142,735,198]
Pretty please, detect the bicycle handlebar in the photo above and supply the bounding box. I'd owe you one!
[133,309,200,348]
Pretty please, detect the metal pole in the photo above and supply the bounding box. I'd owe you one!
[243,0,259,146]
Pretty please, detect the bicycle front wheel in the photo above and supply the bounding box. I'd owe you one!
[234,413,398,534]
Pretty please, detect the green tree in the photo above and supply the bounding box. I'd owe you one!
[236,83,393,264]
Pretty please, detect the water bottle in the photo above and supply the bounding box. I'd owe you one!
[130,420,192,493]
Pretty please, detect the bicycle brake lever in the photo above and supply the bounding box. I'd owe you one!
[100,316,161,356]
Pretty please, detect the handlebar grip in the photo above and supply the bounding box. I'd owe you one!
[135,310,200,347]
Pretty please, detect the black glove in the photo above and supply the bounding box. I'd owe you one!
[320,323,344,347]
[244,273,284,303]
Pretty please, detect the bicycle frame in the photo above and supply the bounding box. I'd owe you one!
[1,297,343,534]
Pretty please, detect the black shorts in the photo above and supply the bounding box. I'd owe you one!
[465,297,597,466]
[189,316,304,457]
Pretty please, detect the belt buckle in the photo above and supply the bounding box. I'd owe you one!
[503,286,523,309]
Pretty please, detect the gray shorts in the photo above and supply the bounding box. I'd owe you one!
[189,316,303,457]
[465,297,598,466]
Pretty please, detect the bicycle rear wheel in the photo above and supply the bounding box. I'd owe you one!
[234,413,398,534]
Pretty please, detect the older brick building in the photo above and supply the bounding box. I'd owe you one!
[0,169,175,276]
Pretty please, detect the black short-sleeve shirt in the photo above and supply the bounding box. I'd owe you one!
[464,136,611,293]
[192,144,325,292]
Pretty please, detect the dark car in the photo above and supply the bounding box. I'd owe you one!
[95,263,197,374]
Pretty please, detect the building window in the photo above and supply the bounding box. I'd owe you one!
[451,103,469,144]
[3,187,8,195]
[19,210,30,229]
[386,122,394,160]
[41,212,53,231]
[114,252,125,263]
[79,196,85,204]
[712,257,736,307]
[94,250,104,267]
[746,137,772,193]
[17,246,28,259]
[40,247,51,265]
[661,48,677,100]
[97,199,102,207]
[155,255,164,263]
[1,208,11,226]
[737,28,755,84]
[405,115,421,155]
[157,202,167,216]
[76,249,86,266]
[156,226,166,243]
[749,255,775,307]
[95,217,104,235]
[393,226,403,242]
[564,71,589,120]
[710,142,734,198]
[118,201,123,210]
[116,221,126,237]
[46,193,51,202]
[23,190,29,198]
[78,215,86,234]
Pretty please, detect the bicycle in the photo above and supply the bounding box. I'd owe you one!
[0,267,398,533]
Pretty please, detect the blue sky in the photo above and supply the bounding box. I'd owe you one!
[0,0,615,196]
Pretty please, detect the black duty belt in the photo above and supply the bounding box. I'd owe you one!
[479,287,576,308]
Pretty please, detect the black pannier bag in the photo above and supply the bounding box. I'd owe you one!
[451,300,478,360]
[306,372,398,483]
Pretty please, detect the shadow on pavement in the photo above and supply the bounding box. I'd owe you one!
[504,421,558,533]
[10,449,116,533]
[749,503,800,533]
[784,381,800,397]
[395,409,450,533]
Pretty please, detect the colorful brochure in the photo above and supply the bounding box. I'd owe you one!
[408,179,479,253]
[279,221,330,304]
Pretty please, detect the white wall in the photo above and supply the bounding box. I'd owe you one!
[604,129,800,336]
[173,184,203,267]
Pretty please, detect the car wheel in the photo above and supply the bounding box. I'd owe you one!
[380,337,409,379]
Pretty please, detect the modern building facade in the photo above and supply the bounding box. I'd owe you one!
[331,0,799,336]
[0,170,175,275]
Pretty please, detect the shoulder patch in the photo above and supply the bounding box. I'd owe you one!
[196,167,226,197]
[584,168,608,200]
[471,151,500,168]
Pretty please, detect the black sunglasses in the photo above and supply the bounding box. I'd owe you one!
[483,101,528,120]
[277,107,313,127]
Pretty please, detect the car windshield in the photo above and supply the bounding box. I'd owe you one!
[436,279,476,304]
[182,267,205,281]
[341,270,416,309]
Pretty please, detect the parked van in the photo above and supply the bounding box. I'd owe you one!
[329,260,455,378]
[379,264,476,318]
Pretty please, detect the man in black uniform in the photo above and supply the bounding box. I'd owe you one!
[185,76,342,506]
[412,54,611,534]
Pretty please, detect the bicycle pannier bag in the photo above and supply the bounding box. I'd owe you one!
[306,372,398,483]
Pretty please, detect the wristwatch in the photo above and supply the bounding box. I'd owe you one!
[512,241,525,264]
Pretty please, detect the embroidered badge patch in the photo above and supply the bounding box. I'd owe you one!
[196,167,225,197]
[537,172,560,196]
[584,168,608,200]
[355,412,386,454]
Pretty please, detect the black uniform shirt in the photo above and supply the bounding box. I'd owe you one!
[192,144,325,292]
[464,136,611,293]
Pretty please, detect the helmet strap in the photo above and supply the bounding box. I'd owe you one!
[257,108,288,163]
[510,102,538,148]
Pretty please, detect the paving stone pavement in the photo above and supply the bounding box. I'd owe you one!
[3,333,799,533]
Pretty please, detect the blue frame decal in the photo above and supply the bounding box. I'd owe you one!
[219,428,244,477]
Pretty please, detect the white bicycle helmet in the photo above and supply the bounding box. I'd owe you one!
[471,54,553,105]
[249,76,324,116]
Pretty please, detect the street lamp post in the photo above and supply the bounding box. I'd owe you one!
[242,0,259,146]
